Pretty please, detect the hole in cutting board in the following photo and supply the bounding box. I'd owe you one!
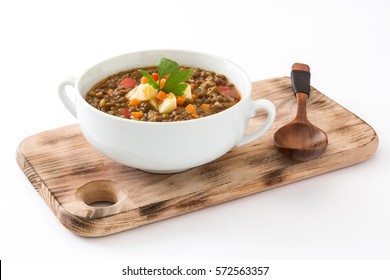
[87,200,116,208]
[76,180,125,209]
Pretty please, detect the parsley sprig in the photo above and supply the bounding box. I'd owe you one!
[138,58,193,96]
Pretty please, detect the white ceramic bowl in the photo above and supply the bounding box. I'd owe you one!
[58,50,275,173]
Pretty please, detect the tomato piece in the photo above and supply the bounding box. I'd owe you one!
[217,85,231,95]
[151,73,159,82]
[118,78,138,89]
[217,85,239,99]
[118,108,130,117]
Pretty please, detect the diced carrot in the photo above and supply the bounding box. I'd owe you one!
[107,89,114,95]
[141,76,149,84]
[176,95,186,106]
[129,98,142,106]
[185,104,197,114]
[159,78,166,88]
[192,113,200,119]
[156,91,167,101]
[118,78,138,89]
[201,103,211,110]
[131,111,144,119]
[191,94,196,100]
[151,73,159,81]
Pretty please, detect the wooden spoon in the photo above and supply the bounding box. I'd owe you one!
[274,63,328,161]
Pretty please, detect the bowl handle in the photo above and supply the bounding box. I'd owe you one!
[58,76,77,118]
[236,99,276,147]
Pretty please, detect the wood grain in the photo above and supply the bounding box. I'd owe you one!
[16,77,379,237]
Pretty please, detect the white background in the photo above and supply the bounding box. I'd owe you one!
[1,0,389,277]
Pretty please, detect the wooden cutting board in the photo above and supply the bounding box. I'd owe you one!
[16,77,378,237]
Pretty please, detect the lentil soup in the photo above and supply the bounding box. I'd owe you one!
[85,65,241,122]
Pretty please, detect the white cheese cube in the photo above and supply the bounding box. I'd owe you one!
[183,83,192,99]
[158,93,177,114]
[126,84,158,101]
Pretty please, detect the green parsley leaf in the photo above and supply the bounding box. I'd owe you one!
[162,69,193,96]
[137,69,159,89]
[157,58,180,79]
[138,57,193,96]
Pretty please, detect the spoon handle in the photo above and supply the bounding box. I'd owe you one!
[291,63,311,97]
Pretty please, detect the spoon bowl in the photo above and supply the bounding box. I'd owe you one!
[274,63,328,161]
[274,117,328,161]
